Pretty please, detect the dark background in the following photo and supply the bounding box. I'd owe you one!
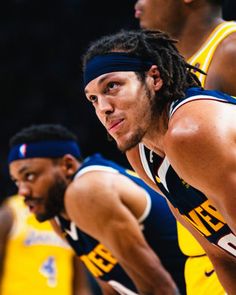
[0,0,235,198]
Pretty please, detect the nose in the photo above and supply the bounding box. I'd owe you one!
[18,182,31,197]
[135,0,141,9]
[97,96,114,116]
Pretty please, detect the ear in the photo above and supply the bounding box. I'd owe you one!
[61,154,80,178]
[147,65,163,91]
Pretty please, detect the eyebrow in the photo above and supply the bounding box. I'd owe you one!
[18,165,30,175]
[10,165,29,182]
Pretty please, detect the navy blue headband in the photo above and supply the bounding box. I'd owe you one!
[8,140,81,164]
[83,52,152,87]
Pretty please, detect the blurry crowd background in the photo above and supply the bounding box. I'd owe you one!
[0,0,235,198]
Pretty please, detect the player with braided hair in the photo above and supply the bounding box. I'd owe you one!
[83,29,236,294]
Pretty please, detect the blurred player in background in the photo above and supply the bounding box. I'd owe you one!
[134,0,236,95]
[0,195,98,295]
[8,124,189,295]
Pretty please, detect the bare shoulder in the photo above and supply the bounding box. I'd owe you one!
[65,170,118,205]
[165,98,236,196]
[64,169,135,219]
[208,31,236,94]
[166,100,214,148]
[166,97,235,146]
[216,31,236,60]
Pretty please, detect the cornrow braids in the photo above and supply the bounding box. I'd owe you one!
[82,29,203,115]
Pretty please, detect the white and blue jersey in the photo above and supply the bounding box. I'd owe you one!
[139,87,236,258]
[55,154,187,295]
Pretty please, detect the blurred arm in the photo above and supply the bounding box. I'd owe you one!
[0,201,14,287]
[65,170,178,295]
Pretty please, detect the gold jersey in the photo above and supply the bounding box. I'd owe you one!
[188,21,236,86]
[1,196,74,295]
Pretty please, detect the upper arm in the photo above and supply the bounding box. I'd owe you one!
[96,279,119,295]
[65,171,154,260]
[166,101,236,232]
[0,202,14,278]
[65,170,176,293]
[72,256,99,295]
[0,202,13,250]
[208,32,236,95]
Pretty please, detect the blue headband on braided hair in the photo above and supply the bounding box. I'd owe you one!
[8,140,81,164]
[83,52,152,87]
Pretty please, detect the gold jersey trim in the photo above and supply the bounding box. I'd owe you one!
[188,21,236,86]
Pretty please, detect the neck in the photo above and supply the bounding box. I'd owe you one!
[142,112,167,158]
[172,6,223,59]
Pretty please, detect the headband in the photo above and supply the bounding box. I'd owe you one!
[8,140,81,164]
[83,52,152,87]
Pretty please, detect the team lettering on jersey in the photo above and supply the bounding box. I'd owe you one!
[63,221,118,277]
[181,199,236,257]
[80,244,118,277]
[182,199,225,236]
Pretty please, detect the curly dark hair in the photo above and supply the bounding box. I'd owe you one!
[82,29,203,116]
[9,124,78,147]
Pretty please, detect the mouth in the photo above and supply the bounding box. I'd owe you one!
[107,119,124,134]
[24,197,43,214]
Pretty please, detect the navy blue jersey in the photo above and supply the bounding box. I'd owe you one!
[55,154,187,295]
[139,87,236,258]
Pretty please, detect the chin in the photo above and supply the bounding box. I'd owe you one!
[35,212,53,223]
[116,139,139,153]
[117,132,144,153]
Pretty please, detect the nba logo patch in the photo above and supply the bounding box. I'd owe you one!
[19,144,27,158]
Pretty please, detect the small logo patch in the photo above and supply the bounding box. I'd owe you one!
[19,144,27,158]
[205,269,214,277]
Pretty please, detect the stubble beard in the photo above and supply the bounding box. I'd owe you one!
[116,127,146,153]
[36,176,67,222]
[116,83,157,153]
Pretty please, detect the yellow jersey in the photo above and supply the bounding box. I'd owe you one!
[188,21,236,86]
[1,196,74,295]
[173,21,236,295]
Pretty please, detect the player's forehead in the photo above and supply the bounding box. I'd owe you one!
[10,158,52,174]
[85,71,135,93]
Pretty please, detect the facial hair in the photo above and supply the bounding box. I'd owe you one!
[36,177,67,222]
[116,82,157,153]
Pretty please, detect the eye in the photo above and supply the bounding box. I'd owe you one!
[107,81,119,92]
[25,172,35,182]
[88,95,98,103]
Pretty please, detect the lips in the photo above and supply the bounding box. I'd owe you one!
[107,119,124,133]
[24,197,43,213]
